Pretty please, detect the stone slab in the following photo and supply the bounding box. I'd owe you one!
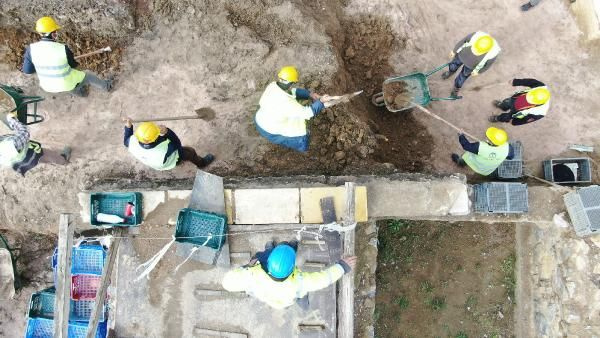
[300,186,368,223]
[189,170,225,214]
[367,177,468,218]
[193,328,248,338]
[0,249,14,300]
[234,188,300,224]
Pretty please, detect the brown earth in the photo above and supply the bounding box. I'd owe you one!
[0,27,125,77]
[383,81,413,111]
[0,230,55,338]
[375,220,515,338]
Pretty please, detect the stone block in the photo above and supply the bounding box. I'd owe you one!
[299,186,368,223]
[367,177,468,218]
[0,249,14,300]
[234,188,300,224]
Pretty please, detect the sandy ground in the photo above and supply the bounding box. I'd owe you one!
[1,0,598,233]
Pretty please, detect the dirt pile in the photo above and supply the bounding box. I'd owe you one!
[383,80,413,111]
[0,28,125,77]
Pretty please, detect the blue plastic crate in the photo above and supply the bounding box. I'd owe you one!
[174,208,227,250]
[52,245,106,279]
[71,245,106,275]
[25,317,53,338]
[25,318,107,338]
[28,288,106,322]
[28,288,55,319]
[69,319,107,338]
[90,192,142,226]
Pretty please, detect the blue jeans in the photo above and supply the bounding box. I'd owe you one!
[255,120,309,152]
[448,55,473,89]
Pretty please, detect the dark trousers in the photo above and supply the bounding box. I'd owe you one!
[496,97,516,122]
[448,55,473,89]
[178,146,206,168]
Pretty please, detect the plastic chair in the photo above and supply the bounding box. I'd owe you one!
[0,84,45,128]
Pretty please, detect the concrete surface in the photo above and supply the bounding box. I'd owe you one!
[367,175,469,218]
[113,228,339,338]
[299,186,368,223]
[0,249,15,300]
[234,188,301,224]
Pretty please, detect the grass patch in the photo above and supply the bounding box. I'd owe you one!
[501,253,516,299]
[419,280,434,293]
[454,332,468,338]
[394,295,409,309]
[425,296,446,310]
[464,295,477,310]
[388,219,409,233]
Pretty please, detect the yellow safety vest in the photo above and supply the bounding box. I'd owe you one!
[455,31,501,73]
[128,136,179,171]
[30,41,85,93]
[255,82,314,137]
[462,142,509,176]
[222,264,345,309]
[0,139,28,168]
[513,86,550,119]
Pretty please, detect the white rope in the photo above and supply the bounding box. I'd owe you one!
[173,235,212,272]
[134,236,175,282]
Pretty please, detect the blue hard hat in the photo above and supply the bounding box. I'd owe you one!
[267,244,296,279]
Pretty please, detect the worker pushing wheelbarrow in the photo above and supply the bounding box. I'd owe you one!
[371,63,461,112]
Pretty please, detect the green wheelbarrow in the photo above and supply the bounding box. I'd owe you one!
[0,84,45,129]
[371,63,460,112]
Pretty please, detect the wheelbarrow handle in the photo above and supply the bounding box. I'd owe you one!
[424,63,451,77]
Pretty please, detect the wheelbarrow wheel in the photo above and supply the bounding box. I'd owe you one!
[371,92,386,107]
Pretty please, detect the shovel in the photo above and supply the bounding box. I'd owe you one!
[321,91,363,108]
[131,107,216,123]
[75,46,112,60]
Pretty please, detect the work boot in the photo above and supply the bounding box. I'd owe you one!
[489,115,499,123]
[450,87,461,98]
[521,3,533,11]
[200,153,215,167]
[492,100,503,108]
[451,153,466,167]
[60,146,72,162]
[441,71,453,80]
[73,84,89,97]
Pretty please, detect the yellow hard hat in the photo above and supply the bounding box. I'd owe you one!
[526,87,550,105]
[35,16,61,34]
[472,35,493,56]
[135,122,160,144]
[486,127,508,146]
[278,66,299,83]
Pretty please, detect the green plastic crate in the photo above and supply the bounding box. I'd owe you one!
[174,208,227,250]
[90,192,142,226]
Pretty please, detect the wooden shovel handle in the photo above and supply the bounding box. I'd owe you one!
[131,116,201,123]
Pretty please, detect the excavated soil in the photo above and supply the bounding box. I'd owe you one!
[0,28,125,77]
[383,81,413,111]
[246,10,434,175]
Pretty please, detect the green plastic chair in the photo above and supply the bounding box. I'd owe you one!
[0,84,45,129]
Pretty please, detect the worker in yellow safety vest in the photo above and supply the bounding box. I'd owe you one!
[21,16,112,97]
[255,66,326,152]
[123,118,214,171]
[451,127,515,176]
[223,241,357,309]
[489,79,550,125]
[0,112,69,175]
[442,31,501,98]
